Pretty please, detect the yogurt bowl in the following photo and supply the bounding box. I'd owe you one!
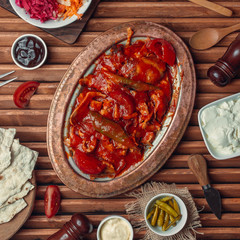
[97,215,133,240]
[198,92,240,160]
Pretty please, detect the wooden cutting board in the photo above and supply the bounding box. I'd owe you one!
[0,0,100,44]
[0,174,36,240]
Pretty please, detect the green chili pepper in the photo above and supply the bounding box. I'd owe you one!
[173,198,180,215]
[168,200,176,226]
[165,215,182,231]
[162,213,169,231]
[89,111,135,149]
[103,71,158,91]
[156,200,179,218]
[147,208,155,220]
[151,206,159,226]
[157,209,165,227]
[160,196,173,202]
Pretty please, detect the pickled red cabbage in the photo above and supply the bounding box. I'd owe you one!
[16,0,59,23]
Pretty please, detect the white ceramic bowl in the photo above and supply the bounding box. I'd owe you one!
[198,92,240,160]
[144,193,188,237]
[97,215,134,240]
[11,34,47,70]
[9,0,92,29]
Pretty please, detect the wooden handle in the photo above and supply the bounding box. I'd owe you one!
[188,0,232,17]
[222,23,240,36]
[188,154,210,186]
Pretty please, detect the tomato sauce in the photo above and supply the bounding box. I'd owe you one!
[65,33,176,179]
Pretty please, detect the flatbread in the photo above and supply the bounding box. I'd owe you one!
[0,181,34,209]
[0,128,16,173]
[0,199,27,224]
[0,139,38,207]
[0,128,16,147]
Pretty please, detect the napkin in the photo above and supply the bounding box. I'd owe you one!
[125,182,202,240]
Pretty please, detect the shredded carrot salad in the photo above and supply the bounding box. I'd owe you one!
[58,0,83,20]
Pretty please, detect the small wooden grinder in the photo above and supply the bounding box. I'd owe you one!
[47,213,93,240]
[208,33,240,87]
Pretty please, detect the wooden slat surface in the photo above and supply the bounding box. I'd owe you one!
[1,1,240,239]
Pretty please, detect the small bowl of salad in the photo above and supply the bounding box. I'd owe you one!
[9,0,92,29]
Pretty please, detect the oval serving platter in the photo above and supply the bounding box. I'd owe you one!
[47,21,196,198]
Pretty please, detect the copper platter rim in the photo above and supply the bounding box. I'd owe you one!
[47,21,196,198]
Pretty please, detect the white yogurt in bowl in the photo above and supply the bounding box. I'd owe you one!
[97,215,133,240]
[198,92,240,160]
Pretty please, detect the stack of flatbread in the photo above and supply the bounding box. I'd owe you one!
[0,128,38,224]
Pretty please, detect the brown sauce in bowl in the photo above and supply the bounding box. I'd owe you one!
[13,36,45,68]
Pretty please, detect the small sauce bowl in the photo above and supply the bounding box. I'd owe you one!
[145,193,188,237]
[97,215,134,240]
[11,34,47,70]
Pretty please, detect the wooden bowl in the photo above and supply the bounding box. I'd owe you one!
[47,21,196,198]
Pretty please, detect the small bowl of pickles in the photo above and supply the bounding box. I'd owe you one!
[144,193,188,236]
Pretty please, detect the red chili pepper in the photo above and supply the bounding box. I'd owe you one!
[89,111,136,149]
[73,149,105,175]
[146,39,176,66]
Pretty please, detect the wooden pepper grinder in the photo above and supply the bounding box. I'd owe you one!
[207,33,240,87]
[47,213,93,240]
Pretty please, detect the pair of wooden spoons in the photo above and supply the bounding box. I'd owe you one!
[188,0,240,50]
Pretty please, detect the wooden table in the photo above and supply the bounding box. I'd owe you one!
[1,0,240,239]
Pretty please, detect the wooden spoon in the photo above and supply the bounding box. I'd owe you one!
[188,0,232,17]
[189,23,240,50]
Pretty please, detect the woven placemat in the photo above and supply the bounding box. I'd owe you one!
[125,182,202,240]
